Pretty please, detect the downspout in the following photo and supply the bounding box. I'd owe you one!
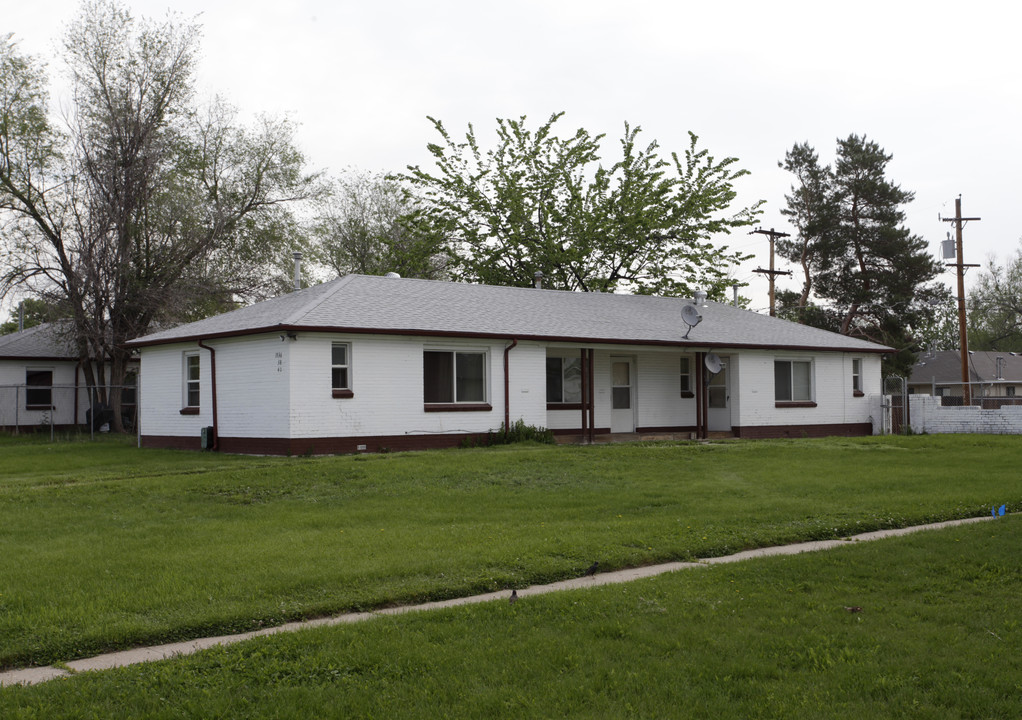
[198,340,219,450]
[580,349,588,442]
[503,338,518,436]
[587,349,595,443]
[696,352,706,439]
[73,359,81,428]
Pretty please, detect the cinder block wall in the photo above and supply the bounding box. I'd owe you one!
[909,395,1022,435]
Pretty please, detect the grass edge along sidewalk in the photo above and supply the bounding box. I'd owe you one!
[0,514,997,689]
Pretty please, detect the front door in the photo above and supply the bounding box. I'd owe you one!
[707,357,731,432]
[610,357,636,433]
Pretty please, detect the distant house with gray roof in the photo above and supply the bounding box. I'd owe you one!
[908,350,1022,402]
[126,274,892,454]
[0,322,137,430]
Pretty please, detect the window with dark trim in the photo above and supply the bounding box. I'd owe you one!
[331,342,353,398]
[680,356,694,398]
[851,357,863,396]
[546,356,582,404]
[424,350,486,405]
[184,352,200,409]
[25,369,53,408]
[775,359,813,404]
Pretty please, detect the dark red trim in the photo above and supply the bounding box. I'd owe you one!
[635,425,698,434]
[25,405,54,411]
[127,324,893,355]
[551,427,612,437]
[179,407,200,415]
[503,338,517,435]
[775,401,818,408]
[680,391,695,399]
[548,403,583,411]
[852,390,865,397]
[587,349,595,443]
[198,340,218,450]
[142,432,491,455]
[733,422,871,439]
[331,389,354,399]
[423,403,493,412]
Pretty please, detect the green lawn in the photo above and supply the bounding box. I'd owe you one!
[0,433,1019,675]
[2,515,1018,719]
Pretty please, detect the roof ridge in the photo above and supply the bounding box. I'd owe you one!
[283,274,356,325]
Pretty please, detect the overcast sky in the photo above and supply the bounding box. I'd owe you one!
[6,0,1018,313]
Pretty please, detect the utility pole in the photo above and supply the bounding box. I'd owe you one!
[751,228,792,317]
[940,197,980,406]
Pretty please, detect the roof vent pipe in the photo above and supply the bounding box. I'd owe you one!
[732,284,740,307]
[694,290,708,307]
[292,251,302,291]
[534,271,544,289]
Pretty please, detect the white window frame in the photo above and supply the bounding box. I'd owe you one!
[183,351,200,409]
[331,341,352,397]
[851,357,863,395]
[546,354,583,404]
[680,355,693,396]
[774,358,814,403]
[423,348,489,405]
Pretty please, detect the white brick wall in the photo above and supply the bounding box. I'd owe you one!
[139,334,884,442]
[908,395,1022,435]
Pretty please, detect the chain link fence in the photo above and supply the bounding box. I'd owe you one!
[1,384,137,440]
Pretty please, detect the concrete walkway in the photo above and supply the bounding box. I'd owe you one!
[0,514,997,688]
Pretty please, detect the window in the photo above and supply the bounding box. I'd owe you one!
[775,359,813,403]
[851,358,863,395]
[680,356,693,397]
[25,369,53,408]
[183,352,200,410]
[546,356,582,404]
[424,350,487,406]
[331,342,353,398]
[1007,386,1016,398]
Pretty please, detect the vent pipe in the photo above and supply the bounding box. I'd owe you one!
[533,271,544,289]
[732,284,740,307]
[694,290,708,307]
[292,251,302,291]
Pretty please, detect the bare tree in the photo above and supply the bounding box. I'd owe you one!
[1,2,321,429]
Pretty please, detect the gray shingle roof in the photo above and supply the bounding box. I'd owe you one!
[127,274,892,353]
[909,350,1022,384]
[0,322,77,359]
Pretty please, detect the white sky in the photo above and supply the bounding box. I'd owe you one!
[6,0,1019,313]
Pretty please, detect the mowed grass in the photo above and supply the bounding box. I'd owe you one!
[2,516,1019,719]
[0,434,1019,672]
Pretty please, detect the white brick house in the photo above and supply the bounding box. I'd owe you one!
[127,274,891,454]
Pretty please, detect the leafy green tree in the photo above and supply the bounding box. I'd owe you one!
[400,113,761,298]
[778,135,945,374]
[0,2,320,428]
[0,298,64,334]
[313,170,446,280]
[968,242,1022,352]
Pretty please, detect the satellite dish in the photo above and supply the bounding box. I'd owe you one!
[681,304,702,339]
[705,352,722,375]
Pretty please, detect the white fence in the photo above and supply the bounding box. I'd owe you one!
[906,395,1022,435]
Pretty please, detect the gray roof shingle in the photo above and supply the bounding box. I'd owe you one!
[909,350,1022,384]
[0,322,77,359]
[127,274,893,353]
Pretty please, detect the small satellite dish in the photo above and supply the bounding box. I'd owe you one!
[705,352,722,375]
[681,304,702,339]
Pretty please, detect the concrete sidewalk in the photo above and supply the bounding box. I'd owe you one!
[0,514,997,688]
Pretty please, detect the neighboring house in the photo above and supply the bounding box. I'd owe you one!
[908,350,1022,401]
[126,274,891,454]
[0,322,137,430]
